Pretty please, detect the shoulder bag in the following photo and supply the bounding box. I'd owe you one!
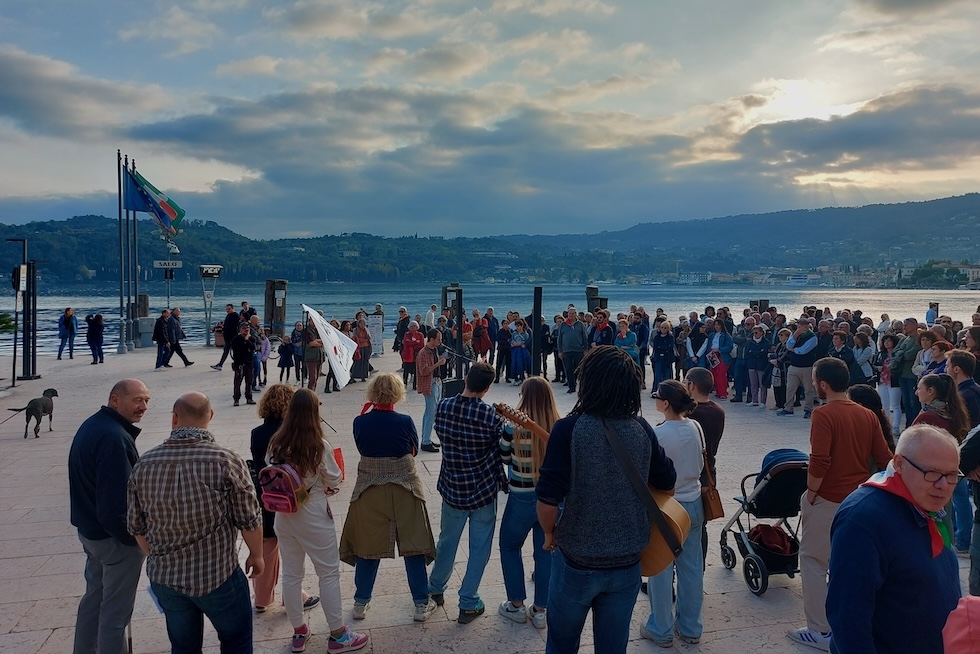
[693,420,725,521]
[600,419,691,576]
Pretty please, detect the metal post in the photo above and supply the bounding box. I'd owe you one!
[117,150,128,354]
[6,239,26,386]
[132,159,140,335]
[531,286,543,376]
[123,154,136,352]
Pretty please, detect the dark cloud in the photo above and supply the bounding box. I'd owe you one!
[855,0,962,14]
[4,76,977,239]
[0,46,167,138]
[736,85,980,173]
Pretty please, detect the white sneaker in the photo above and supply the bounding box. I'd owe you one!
[787,627,832,651]
[750,402,759,407]
[498,600,527,624]
[414,599,437,622]
[527,605,546,629]
[352,602,368,620]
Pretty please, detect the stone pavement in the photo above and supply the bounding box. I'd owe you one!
[0,345,969,653]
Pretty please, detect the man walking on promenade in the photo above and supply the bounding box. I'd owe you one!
[212,304,241,371]
[128,391,263,653]
[788,358,892,651]
[536,346,676,653]
[827,425,961,654]
[164,307,194,367]
[231,322,256,406]
[415,328,449,452]
[557,305,588,394]
[152,308,171,370]
[69,379,150,654]
[428,363,510,624]
[778,319,819,419]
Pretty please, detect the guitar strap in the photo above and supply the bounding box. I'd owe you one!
[601,419,683,558]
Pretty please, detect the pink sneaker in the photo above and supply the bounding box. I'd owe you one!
[328,626,369,653]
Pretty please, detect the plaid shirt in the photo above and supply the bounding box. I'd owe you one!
[127,427,261,596]
[435,395,509,510]
[415,344,445,395]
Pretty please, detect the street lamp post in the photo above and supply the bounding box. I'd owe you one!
[6,238,26,387]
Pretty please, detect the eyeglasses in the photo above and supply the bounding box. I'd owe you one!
[651,393,662,400]
[903,456,960,485]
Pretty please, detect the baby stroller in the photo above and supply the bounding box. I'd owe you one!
[719,448,809,596]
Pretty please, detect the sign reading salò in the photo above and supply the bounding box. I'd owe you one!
[153,260,183,268]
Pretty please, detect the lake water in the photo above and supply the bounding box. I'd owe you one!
[1,281,978,354]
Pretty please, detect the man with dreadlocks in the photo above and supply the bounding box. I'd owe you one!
[536,345,676,654]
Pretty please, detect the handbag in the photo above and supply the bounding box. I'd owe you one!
[694,420,725,521]
[600,419,690,576]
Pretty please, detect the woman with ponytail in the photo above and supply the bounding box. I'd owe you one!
[643,379,705,647]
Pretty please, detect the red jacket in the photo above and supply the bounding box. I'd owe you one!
[401,331,425,363]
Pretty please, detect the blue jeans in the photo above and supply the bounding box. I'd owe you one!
[421,380,442,446]
[953,479,973,550]
[546,549,640,654]
[252,353,261,388]
[732,359,748,400]
[59,335,75,358]
[428,499,496,610]
[354,555,429,605]
[653,359,672,392]
[155,341,169,368]
[151,567,253,654]
[646,498,705,641]
[499,491,550,609]
[899,376,920,427]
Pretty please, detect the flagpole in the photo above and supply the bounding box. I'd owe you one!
[116,150,127,355]
[132,158,141,346]
[124,155,135,351]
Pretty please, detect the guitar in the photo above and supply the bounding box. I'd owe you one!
[640,489,692,576]
[497,403,690,576]
[495,403,549,474]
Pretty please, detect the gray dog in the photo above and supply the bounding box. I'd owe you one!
[8,388,59,438]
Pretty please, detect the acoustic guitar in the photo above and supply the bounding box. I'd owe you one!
[495,403,549,474]
[496,403,691,577]
[640,489,691,576]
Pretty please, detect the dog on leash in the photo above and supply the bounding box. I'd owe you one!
[8,389,59,438]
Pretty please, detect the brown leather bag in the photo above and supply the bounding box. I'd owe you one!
[695,420,725,521]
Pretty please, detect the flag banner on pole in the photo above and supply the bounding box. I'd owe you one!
[122,168,186,234]
[302,304,357,388]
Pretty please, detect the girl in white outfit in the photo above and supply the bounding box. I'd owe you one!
[267,388,369,653]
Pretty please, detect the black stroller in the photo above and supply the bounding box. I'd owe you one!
[719,448,809,595]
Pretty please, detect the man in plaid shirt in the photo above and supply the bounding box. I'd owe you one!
[128,391,263,652]
[427,362,511,624]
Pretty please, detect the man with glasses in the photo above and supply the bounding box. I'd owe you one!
[788,358,892,651]
[827,424,961,653]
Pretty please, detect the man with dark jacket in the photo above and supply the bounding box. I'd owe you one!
[152,308,171,370]
[484,308,499,366]
[212,304,241,371]
[231,322,257,406]
[393,306,411,354]
[164,307,194,367]
[69,379,150,654]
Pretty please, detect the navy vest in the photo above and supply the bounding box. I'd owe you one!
[788,331,818,368]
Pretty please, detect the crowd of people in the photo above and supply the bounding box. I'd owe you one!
[63,297,980,654]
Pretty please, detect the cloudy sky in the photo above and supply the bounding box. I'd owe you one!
[0,0,978,240]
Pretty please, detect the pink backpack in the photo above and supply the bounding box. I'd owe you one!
[257,463,309,513]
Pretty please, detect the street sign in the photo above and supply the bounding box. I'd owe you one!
[153,260,183,269]
[204,291,214,303]
[200,265,223,278]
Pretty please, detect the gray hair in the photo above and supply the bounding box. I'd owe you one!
[896,424,959,458]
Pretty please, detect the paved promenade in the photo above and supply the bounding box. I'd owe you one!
[0,344,969,653]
